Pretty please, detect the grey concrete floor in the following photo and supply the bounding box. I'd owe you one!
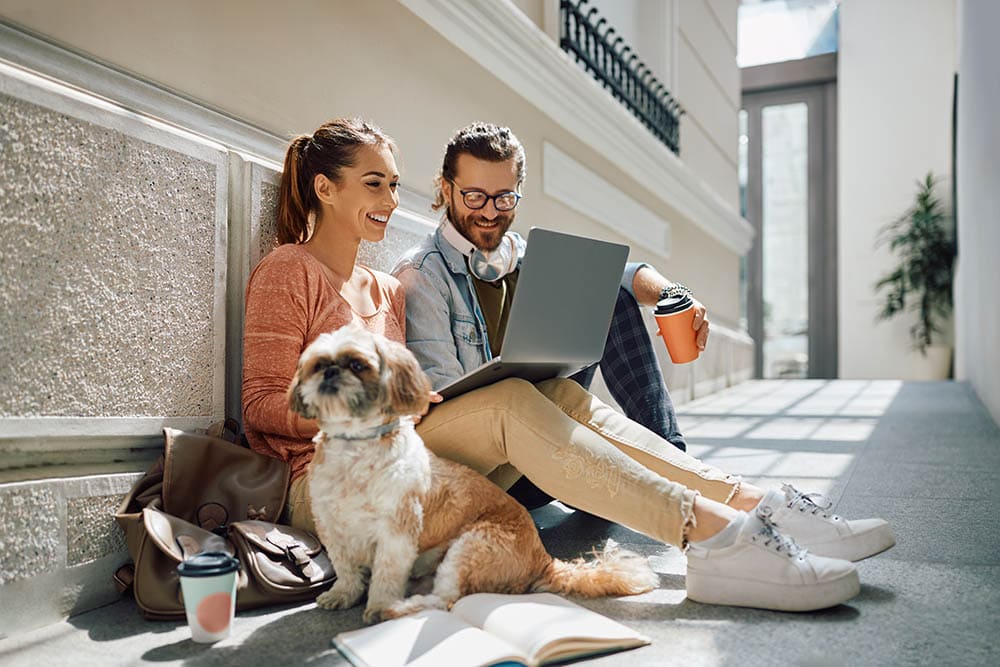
[1,380,998,666]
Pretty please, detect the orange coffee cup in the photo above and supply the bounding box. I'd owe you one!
[654,295,700,364]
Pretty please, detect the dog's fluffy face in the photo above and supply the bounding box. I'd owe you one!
[288,324,430,429]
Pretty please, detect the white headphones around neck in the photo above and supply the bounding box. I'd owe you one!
[440,219,519,282]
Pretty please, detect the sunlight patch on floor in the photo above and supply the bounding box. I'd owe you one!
[745,417,827,439]
[680,379,902,419]
[810,418,876,441]
[691,447,854,479]
[693,446,784,474]
[740,476,838,496]
[681,417,762,438]
[739,417,876,442]
[647,549,687,576]
[619,587,688,605]
[768,451,854,478]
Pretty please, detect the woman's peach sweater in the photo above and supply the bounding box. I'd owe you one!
[242,243,406,480]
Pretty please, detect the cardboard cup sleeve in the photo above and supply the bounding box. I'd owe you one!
[654,296,700,364]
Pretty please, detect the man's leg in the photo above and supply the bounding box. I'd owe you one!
[532,287,685,507]
[415,378,733,548]
[585,287,688,451]
[416,379,861,612]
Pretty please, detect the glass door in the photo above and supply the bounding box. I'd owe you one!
[742,83,837,378]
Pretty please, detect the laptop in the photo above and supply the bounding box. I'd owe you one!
[437,227,629,400]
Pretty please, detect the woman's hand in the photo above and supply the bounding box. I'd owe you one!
[413,390,443,425]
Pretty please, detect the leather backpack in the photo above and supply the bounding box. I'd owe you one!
[114,425,335,620]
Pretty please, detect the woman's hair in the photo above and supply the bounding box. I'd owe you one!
[276,118,396,245]
[431,122,526,212]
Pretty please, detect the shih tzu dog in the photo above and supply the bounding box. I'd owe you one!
[288,323,658,623]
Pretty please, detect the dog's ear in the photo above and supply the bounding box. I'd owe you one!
[287,364,317,420]
[380,338,431,416]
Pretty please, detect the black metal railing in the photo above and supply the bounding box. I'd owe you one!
[560,0,683,154]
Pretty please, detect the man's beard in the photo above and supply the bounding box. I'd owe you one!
[446,206,514,251]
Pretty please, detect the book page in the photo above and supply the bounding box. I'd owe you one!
[451,593,650,664]
[333,609,528,667]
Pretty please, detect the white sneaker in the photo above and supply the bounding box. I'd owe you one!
[760,484,895,562]
[686,510,859,612]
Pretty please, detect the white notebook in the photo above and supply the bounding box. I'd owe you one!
[332,592,650,667]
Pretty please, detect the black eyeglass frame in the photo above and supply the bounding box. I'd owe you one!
[452,183,523,212]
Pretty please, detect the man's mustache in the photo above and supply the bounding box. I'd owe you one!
[469,214,513,227]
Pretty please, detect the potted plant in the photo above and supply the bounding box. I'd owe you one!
[873,172,956,377]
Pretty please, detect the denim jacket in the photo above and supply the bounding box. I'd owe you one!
[391,225,646,391]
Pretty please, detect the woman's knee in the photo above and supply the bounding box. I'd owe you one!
[423,378,542,427]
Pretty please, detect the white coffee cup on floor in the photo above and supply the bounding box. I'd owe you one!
[177,551,240,643]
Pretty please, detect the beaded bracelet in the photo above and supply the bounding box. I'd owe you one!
[658,282,693,302]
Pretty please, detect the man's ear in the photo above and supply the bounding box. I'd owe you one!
[380,339,431,416]
[314,173,337,207]
[440,176,453,203]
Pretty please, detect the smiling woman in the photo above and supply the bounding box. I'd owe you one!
[242,118,408,484]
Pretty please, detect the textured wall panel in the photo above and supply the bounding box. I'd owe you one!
[0,484,61,585]
[358,226,429,274]
[256,180,280,264]
[66,494,127,566]
[0,68,226,419]
[0,472,139,636]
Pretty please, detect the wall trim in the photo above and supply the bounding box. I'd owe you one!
[0,20,285,162]
[398,0,753,255]
[543,142,671,256]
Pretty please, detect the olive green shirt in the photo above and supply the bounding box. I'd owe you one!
[470,269,520,358]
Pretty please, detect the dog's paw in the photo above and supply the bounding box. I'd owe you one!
[316,586,363,610]
[362,605,388,624]
[381,595,447,620]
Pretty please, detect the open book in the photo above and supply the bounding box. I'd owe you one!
[332,592,650,667]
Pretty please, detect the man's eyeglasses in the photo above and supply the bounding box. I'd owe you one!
[452,183,522,212]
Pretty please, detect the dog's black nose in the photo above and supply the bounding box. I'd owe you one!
[319,365,340,394]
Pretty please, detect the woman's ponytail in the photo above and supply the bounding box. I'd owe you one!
[276,135,313,245]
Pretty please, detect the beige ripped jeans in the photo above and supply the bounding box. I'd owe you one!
[287,377,741,546]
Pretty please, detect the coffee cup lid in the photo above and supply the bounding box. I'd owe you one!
[655,295,693,315]
[177,551,239,577]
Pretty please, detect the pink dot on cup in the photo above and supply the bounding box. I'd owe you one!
[196,592,232,634]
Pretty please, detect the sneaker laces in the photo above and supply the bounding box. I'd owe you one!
[782,483,839,520]
[754,505,807,558]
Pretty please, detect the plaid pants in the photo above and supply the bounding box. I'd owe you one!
[570,287,687,451]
